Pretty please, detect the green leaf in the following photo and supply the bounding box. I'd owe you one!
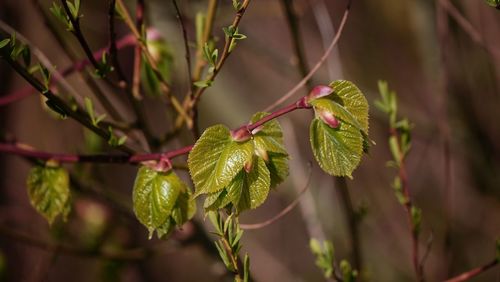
[232,157,271,212]
[484,0,500,8]
[250,112,287,155]
[189,125,254,197]
[193,79,213,88]
[310,98,364,132]
[310,118,363,177]
[133,166,184,238]
[26,165,71,224]
[250,112,289,188]
[0,39,10,49]
[243,253,250,282]
[328,80,369,133]
[266,153,288,189]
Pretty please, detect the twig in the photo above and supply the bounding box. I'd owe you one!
[0,224,154,261]
[190,0,218,89]
[189,0,251,106]
[0,96,311,163]
[0,54,134,153]
[171,0,193,89]
[390,127,423,281]
[0,31,153,107]
[241,163,312,230]
[108,0,128,85]
[439,0,500,59]
[264,0,351,112]
[280,0,311,84]
[444,259,498,282]
[60,0,102,72]
[132,0,144,100]
[335,177,363,273]
[115,0,191,125]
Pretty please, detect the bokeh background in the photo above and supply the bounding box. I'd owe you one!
[0,0,499,281]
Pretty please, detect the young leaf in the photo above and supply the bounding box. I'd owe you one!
[326,80,369,133]
[250,112,289,188]
[0,39,10,49]
[310,118,363,177]
[188,125,254,197]
[484,0,500,8]
[229,156,271,212]
[133,166,184,238]
[26,164,71,224]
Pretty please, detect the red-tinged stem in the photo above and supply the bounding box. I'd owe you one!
[0,143,192,164]
[0,31,160,107]
[0,96,313,164]
[247,97,310,132]
[444,259,498,282]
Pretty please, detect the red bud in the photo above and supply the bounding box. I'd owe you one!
[308,85,333,100]
[318,109,340,129]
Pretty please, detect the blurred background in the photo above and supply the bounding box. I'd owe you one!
[0,0,499,281]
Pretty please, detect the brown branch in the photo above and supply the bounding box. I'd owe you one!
[280,0,311,85]
[60,0,102,73]
[172,0,193,89]
[444,259,498,282]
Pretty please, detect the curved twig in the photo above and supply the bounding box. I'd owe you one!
[264,0,351,112]
[241,163,312,230]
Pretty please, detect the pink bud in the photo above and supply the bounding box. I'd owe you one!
[308,85,333,100]
[318,109,340,129]
[244,159,253,173]
[231,126,252,142]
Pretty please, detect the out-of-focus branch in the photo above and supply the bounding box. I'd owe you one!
[444,259,498,282]
[264,0,351,112]
[439,0,500,59]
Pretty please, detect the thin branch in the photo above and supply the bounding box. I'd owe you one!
[0,53,134,153]
[172,0,193,89]
[264,0,351,112]
[0,97,311,163]
[190,0,218,89]
[0,31,151,107]
[335,177,363,272]
[0,224,156,261]
[108,0,128,85]
[280,0,311,84]
[189,0,251,106]
[241,163,312,230]
[115,0,191,125]
[132,0,144,100]
[391,127,423,282]
[439,0,500,59]
[444,259,498,282]
[60,0,102,72]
